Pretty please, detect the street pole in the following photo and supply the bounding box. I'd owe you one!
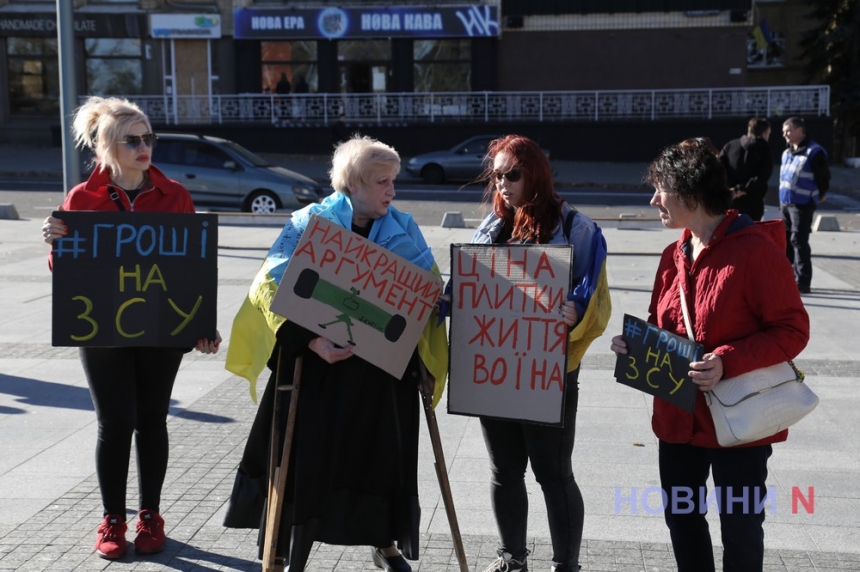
[57,0,80,194]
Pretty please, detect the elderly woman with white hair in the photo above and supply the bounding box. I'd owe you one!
[223,135,448,572]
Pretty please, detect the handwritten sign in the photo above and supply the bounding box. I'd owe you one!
[51,211,218,348]
[448,244,573,426]
[270,215,442,379]
[613,314,703,413]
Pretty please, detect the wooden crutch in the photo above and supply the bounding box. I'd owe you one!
[418,362,469,572]
[262,350,303,572]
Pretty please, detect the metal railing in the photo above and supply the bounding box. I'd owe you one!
[128,85,829,126]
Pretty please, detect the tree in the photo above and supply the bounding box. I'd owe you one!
[800,0,860,159]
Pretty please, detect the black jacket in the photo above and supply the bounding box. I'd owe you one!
[719,135,774,221]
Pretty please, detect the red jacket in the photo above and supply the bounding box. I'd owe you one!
[61,165,194,213]
[49,165,195,269]
[649,210,810,448]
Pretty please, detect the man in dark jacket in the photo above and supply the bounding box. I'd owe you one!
[779,116,830,294]
[719,117,774,221]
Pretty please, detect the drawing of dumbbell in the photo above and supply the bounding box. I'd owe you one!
[293,268,406,345]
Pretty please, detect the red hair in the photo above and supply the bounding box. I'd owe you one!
[481,134,561,244]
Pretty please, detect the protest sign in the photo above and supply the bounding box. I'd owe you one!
[51,211,218,348]
[269,215,442,379]
[448,244,573,426]
[614,314,703,413]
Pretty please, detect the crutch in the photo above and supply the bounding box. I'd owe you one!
[262,349,303,572]
[418,362,469,572]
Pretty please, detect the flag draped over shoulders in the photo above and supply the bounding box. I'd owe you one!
[225,192,449,406]
[566,229,611,372]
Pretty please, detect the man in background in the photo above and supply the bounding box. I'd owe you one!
[779,116,830,294]
[719,117,774,221]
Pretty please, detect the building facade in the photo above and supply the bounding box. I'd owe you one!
[0,0,828,150]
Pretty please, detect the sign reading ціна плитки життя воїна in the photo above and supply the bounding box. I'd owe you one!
[448,244,574,426]
[51,212,218,348]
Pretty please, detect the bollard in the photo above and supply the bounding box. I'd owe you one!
[441,211,466,228]
[812,214,840,232]
[0,204,19,220]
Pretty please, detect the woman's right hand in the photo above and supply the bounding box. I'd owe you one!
[610,335,628,355]
[309,336,354,364]
[42,215,67,245]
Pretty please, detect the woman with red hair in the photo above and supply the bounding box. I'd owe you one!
[472,135,611,572]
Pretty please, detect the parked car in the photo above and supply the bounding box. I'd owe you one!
[405,135,550,184]
[151,133,325,213]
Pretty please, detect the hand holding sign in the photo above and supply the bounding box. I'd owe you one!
[613,314,702,413]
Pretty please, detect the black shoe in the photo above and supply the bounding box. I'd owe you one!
[799,286,811,294]
[372,547,412,572]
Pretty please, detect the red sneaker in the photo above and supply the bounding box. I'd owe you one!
[134,510,166,554]
[95,514,127,559]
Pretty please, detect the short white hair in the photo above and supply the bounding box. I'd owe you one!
[329,134,400,196]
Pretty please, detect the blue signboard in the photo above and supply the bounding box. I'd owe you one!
[234,5,500,39]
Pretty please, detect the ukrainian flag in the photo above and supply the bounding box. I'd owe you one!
[225,192,449,406]
[566,228,611,371]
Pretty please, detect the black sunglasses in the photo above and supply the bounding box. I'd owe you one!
[121,133,158,149]
[493,167,522,183]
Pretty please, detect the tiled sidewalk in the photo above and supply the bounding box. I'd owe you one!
[2,354,858,571]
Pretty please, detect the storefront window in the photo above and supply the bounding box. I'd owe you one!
[85,38,142,96]
[7,37,59,115]
[261,41,318,94]
[337,40,391,93]
[413,39,470,92]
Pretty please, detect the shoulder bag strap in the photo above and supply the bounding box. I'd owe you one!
[563,205,577,238]
[108,187,127,211]
[678,285,695,342]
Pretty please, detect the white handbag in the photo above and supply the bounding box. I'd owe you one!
[679,286,818,447]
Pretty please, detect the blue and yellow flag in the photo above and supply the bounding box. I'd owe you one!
[225,192,449,406]
[566,229,611,372]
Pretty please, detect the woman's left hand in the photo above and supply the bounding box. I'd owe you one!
[195,330,222,354]
[688,352,724,392]
[559,299,578,327]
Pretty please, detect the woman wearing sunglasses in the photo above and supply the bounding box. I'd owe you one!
[41,96,221,560]
[471,135,611,572]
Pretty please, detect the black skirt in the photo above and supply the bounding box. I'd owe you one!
[223,320,422,570]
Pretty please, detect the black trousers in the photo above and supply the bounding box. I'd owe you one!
[480,369,584,571]
[80,346,184,516]
[658,440,773,572]
[780,202,816,290]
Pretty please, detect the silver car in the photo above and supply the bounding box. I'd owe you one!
[151,133,325,213]
[405,135,498,184]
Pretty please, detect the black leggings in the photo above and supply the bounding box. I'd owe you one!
[480,369,584,570]
[80,346,184,517]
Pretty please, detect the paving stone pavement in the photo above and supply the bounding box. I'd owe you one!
[2,208,859,571]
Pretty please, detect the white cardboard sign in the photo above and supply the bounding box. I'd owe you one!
[270,215,441,379]
[448,243,573,425]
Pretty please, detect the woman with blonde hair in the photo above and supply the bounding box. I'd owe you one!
[41,96,221,559]
[224,134,448,572]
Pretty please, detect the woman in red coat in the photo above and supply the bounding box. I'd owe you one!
[610,138,809,572]
[41,96,221,560]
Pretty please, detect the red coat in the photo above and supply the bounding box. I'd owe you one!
[649,210,810,448]
[61,165,194,213]
[48,165,195,269]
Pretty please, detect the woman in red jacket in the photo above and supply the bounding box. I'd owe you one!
[610,138,809,572]
[41,96,221,560]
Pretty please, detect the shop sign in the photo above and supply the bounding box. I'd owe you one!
[234,5,500,39]
[0,12,146,37]
[150,14,222,39]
